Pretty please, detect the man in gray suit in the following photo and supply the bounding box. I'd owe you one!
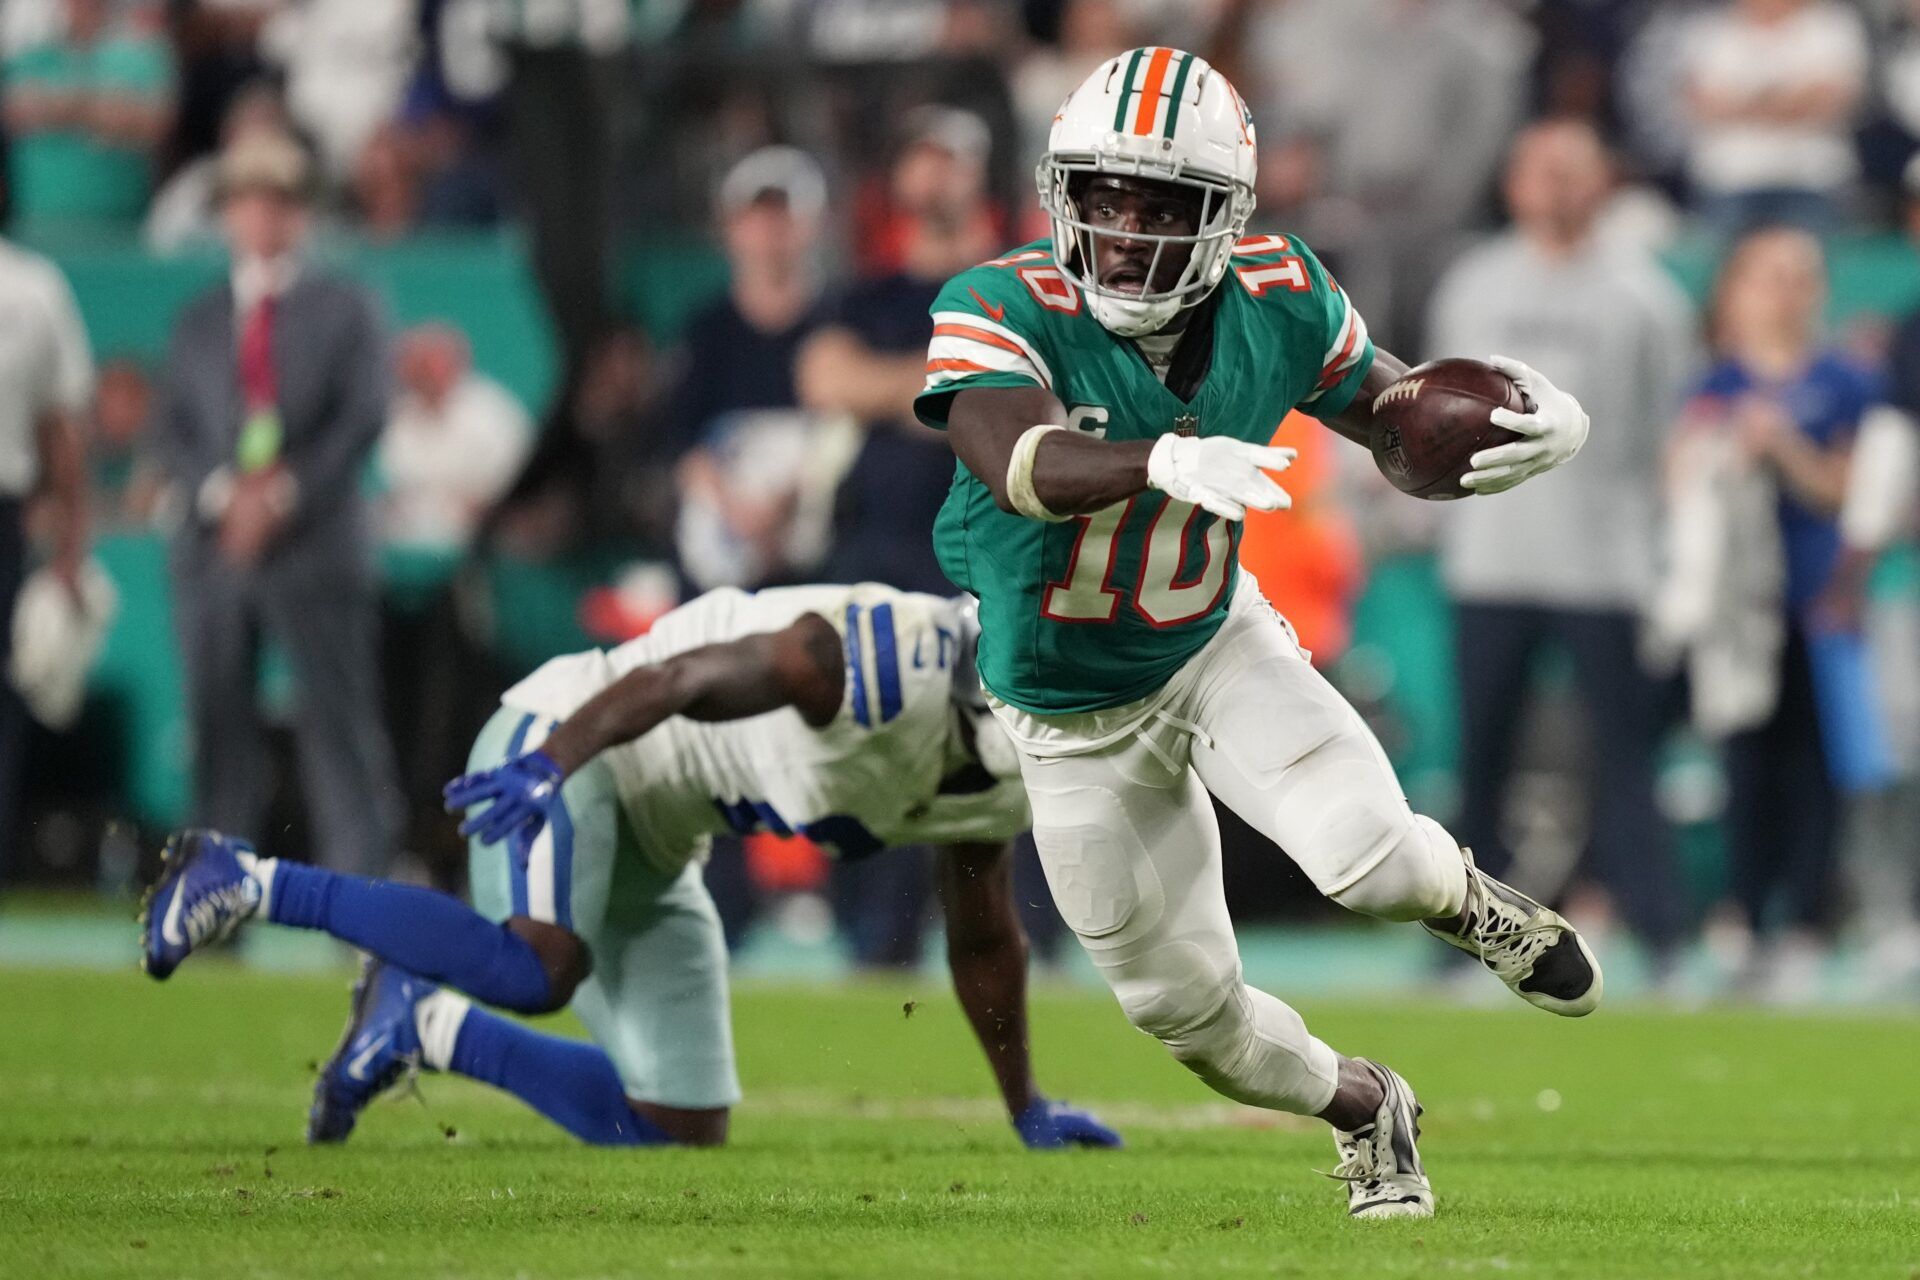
[153,132,401,875]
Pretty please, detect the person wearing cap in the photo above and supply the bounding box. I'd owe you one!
[662,145,833,573]
[665,146,830,456]
[150,131,403,877]
[793,108,1005,969]
[0,233,93,874]
[653,146,834,941]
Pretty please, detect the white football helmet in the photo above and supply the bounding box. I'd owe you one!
[1039,47,1258,337]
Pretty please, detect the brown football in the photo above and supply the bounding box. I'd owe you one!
[1368,358,1528,500]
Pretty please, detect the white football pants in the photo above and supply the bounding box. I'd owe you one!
[1005,584,1469,1117]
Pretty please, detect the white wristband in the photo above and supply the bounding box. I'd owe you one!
[1007,423,1070,522]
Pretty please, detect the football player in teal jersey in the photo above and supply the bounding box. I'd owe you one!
[913,47,1599,1219]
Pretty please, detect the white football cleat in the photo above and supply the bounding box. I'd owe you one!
[1424,848,1603,1017]
[1327,1059,1433,1220]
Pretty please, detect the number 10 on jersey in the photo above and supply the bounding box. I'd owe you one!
[1043,497,1232,627]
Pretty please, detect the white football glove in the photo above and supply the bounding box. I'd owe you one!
[1461,355,1590,495]
[1146,434,1296,521]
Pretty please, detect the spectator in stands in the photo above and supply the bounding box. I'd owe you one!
[797,107,998,595]
[258,0,419,183]
[1814,161,1920,994]
[1233,0,1527,352]
[794,108,999,970]
[0,235,91,876]
[1679,0,1868,237]
[486,325,667,560]
[378,324,530,552]
[157,0,275,170]
[89,355,164,529]
[1659,227,1874,999]
[352,122,423,242]
[151,132,402,876]
[792,0,1010,62]
[490,0,631,385]
[397,0,509,229]
[376,321,526,881]
[1427,120,1696,969]
[1011,0,1139,197]
[1,0,174,230]
[144,79,292,255]
[669,147,837,592]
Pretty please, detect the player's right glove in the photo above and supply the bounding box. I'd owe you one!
[1146,434,1296,521]
[443,750,566,846]
[1014,1097,1124,1150]
[1460,355,1589,494]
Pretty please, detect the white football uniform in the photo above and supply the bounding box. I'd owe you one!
[465,582,1030,1112]
[997,577,1470,1118]
[502,582,1031,875]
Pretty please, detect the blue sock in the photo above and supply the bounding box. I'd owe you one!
[264,860,554,1011]
[448,1006,668,1146]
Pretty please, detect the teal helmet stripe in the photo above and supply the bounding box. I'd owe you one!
[1112,47,1146,132]
[1162,51,1195,138]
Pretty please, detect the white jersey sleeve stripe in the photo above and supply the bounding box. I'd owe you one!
[1300,300,1369,405]
[931,310,1055,388]
[927,334,1045,383]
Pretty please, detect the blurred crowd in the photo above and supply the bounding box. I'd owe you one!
[6,0,1920,1000]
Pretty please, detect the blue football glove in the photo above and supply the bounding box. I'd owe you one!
[1013,1097,1123,1150]
[442,750,566,846]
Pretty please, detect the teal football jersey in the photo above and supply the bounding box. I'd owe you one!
[913,236,1374,714]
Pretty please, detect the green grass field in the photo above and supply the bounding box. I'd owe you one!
[4,966,1917,1279]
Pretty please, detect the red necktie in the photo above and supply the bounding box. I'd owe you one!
[236,294,282,471]
[239,294,276,411]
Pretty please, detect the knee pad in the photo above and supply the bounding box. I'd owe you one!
[1108,939,1237,1040]
[1326,813,1468,922]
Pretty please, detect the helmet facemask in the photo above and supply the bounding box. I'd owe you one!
[1038,152,1253,338]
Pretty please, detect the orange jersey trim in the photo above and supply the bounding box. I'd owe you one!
[932,323,1028,357]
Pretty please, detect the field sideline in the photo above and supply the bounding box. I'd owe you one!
[4,967,1916,1279]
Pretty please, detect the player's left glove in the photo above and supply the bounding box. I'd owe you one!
[1014,1097,1123,1150]
[443,750,566,846]
[1461,355,1589,495]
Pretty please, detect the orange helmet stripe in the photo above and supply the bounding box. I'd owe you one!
[1133,47,1174,135]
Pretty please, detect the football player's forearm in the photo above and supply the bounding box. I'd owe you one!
[939,844,1040,1116]
[1029,432,1157,515]
[540,665,705,776]
[1318,348,1409,447]
[541,623,842,775]
[949,387,1155,517]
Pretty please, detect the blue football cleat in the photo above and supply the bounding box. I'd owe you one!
[308,957,429,1145]
[140,829,263,980]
